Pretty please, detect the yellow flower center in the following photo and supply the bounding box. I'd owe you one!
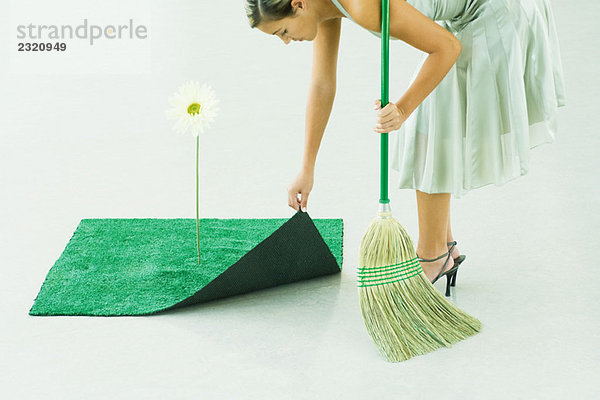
[187,102,201,115]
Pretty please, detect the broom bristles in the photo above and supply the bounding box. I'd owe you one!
[357,211,482,362]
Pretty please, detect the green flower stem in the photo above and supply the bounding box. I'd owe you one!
[196,134,201,264]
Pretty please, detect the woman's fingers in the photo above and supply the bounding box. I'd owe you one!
[287,169,314,211]
[288,191,299,211]
[378,111,397,124]
[300,192,309,212]
[374,109,396,132]
[288,191,308,212]
[378,103,397,117]
[375,102,398,122]
[374,99,404,133]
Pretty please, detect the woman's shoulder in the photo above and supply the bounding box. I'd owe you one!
[344,0,407,32]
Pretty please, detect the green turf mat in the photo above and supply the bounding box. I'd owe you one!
[29,210,343,316]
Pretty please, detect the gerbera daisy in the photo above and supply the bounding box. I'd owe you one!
[166,81,219,264]
[165,81,219,137]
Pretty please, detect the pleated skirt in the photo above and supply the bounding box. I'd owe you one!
[390,0,567,198]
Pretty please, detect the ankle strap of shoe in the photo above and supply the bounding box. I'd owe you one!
[417,250,450,262]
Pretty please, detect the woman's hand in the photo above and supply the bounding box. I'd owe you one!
[373,99,407,133]
[287,167,314,212]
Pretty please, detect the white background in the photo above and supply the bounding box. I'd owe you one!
[1,1,598,399]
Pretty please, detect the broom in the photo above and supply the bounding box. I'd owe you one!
[356,0,482,362]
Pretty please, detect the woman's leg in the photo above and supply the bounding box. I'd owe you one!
[447,211,454,243]
[446,205,460,259]
[415,190,452,282]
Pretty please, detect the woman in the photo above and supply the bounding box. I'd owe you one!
[243,0,566,284]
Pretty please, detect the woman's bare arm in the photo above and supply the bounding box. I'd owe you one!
[352,0,462,118]
[302,18,342,173]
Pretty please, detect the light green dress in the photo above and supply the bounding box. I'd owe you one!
[330,0,567,198]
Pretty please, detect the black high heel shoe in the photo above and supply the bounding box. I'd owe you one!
[447,240,466,288]
[417,244,459,297]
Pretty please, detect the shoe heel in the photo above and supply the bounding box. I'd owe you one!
[444,274,451,297]
[450,269,457,287]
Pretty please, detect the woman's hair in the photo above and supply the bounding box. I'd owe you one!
[244,0,298,28]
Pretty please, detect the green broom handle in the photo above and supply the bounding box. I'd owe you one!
[380,0,390,205]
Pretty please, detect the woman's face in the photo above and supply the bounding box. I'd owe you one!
[257,1,318,44]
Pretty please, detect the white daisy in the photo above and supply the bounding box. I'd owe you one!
[165,81,219,137]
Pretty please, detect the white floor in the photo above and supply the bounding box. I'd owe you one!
[1,1,599,399]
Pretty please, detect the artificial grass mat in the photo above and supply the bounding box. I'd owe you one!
[29,210,343,316]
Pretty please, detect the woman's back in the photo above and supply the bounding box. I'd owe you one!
[330,0,476,39]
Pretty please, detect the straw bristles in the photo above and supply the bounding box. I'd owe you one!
[357,212,482,362]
